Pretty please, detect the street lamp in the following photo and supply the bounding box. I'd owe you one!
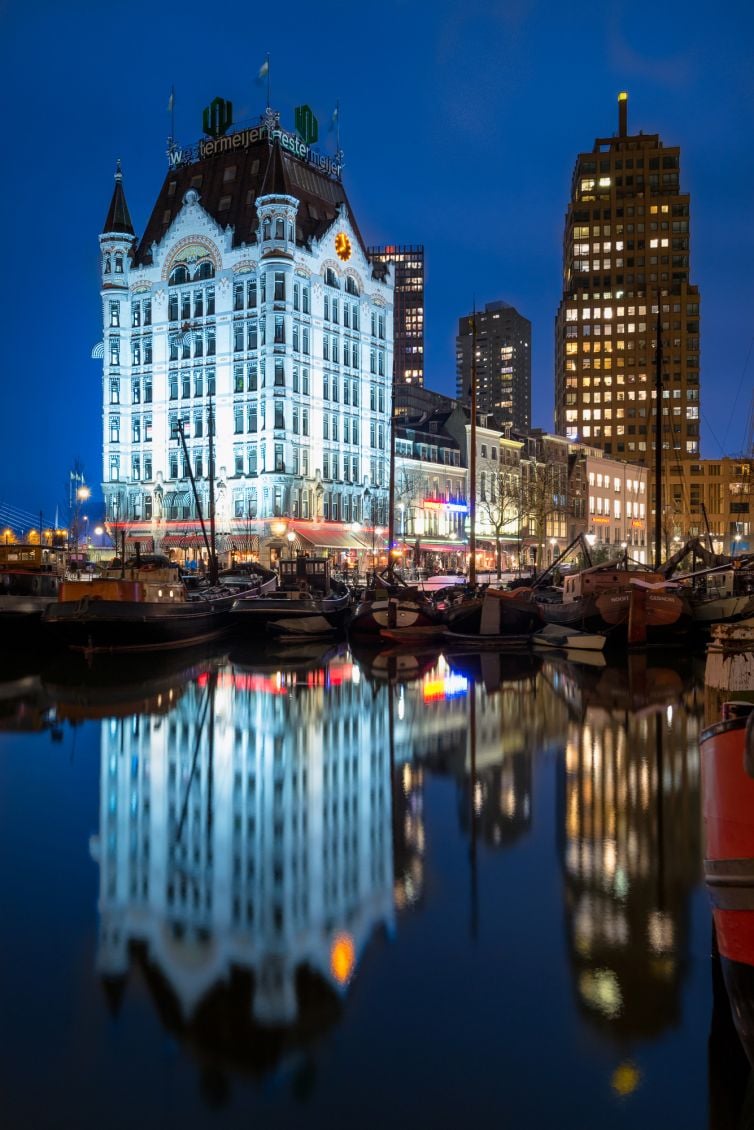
[286,530,296,558]
[734,534,743,557]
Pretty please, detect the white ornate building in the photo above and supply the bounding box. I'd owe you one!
[99,111,393,558]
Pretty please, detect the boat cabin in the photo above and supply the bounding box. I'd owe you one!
[562,565,666,604]
[279,556,331,594]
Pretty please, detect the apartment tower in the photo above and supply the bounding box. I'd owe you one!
[555,93,700,466]
[456,301,531,431]
[368,245,424,385]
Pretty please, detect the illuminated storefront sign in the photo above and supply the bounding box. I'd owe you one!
[423,498,468,513]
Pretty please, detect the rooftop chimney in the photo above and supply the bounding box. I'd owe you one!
[618,91,628,137]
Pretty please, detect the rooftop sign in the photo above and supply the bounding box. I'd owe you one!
[168,118,341,180]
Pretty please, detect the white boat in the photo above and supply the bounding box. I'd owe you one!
[532,623,607,652]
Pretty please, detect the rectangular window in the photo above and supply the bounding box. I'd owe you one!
[247,279,256,308]
[169,372,178,400]
[143,300,152,326]
[274,359,285,386]
[131,302,140,328]
[132,379,140,404]
[274,272,285,301]
[109,301,119,327]
[302,286,310,314]
[109,337,120,366]
[274,315,285,344]
[144,338,152,365]
[274,402,284,429]
[274,443,284,471]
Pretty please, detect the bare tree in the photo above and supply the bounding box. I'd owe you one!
[521,460,568,571]
[477,469,523,578]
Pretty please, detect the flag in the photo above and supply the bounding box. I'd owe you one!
[256,58,269,84]
[167,88,174,113]
[328,104,339,133]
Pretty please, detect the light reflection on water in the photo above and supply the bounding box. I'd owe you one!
[0,643,713,1125]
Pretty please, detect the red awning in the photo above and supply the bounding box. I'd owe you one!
[161,534,207,548]
[292,522,384,552]
[125,535,155,551]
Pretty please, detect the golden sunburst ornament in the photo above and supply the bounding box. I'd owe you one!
[335,231,352,262]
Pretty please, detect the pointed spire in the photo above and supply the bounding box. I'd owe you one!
[102,160,135,236]
[260,138,288,197]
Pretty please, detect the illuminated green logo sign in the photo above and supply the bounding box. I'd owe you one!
[203,97,233,139]
[294,104,318,146]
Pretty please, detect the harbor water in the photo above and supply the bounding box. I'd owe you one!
[0,641,736,1128]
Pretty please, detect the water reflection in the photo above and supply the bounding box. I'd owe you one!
[0,641,708,1105]
[555,652,704,1041]
[88,650,394,1079]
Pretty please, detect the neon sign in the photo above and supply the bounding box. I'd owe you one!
[423,498,468,513]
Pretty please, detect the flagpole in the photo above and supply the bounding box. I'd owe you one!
[266,53,271,109]
[170,84,175,141]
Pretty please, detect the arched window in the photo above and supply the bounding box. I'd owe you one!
[104,254,112,274]
[169,264,190,286]
[193,261,215,281]
[324,267,339,289]
[345,275,359,296]
[275,218,285,239]
[114,253,124,274]
[262,218,271,241]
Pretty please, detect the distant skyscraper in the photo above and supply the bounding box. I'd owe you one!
[368,245,424,385]
[456,301,531,431]
[554,93,701,465]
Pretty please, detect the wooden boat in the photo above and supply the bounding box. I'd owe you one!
[231,556,351,636]
[445,587,541,637]
[535,563,691,646]
[348,594,442,639]
[531,623,607,652]
[43,555,250,654]
[701,701,754,1060]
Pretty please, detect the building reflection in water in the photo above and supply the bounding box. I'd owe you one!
[88,652,394,1078]
[554,653,703,1044]
[80,643,707,1093]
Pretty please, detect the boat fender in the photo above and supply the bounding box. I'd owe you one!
[704,857,754,910]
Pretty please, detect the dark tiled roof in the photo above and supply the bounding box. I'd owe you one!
[134,136,384,274]
[102,165,135,236]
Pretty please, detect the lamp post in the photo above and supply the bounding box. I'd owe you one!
[286,530,296,559]
[734,534,742,558]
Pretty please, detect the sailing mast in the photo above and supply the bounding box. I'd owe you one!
[208,394,219,585]
[654,301,663,569]
[469,310,477,587]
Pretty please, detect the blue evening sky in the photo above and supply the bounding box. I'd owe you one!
[1,0,753,524]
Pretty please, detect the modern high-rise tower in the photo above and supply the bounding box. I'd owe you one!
[554,93,700,465]
[367,245,424,385]
[456,301,531,431]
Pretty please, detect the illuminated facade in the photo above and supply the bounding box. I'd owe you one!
[568,444,648,562]
[659,456,752,555]
[90,658,393,1032]
[368,244,424,385]
[98,111,393,556]
[394,407,467,568]
[555,93,700,465]
[456,301,531,432]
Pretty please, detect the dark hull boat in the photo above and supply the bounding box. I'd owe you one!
[233,591,352,634]
[43,558,246,655]
[701,702,754,1063]
[231,556,352,638]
